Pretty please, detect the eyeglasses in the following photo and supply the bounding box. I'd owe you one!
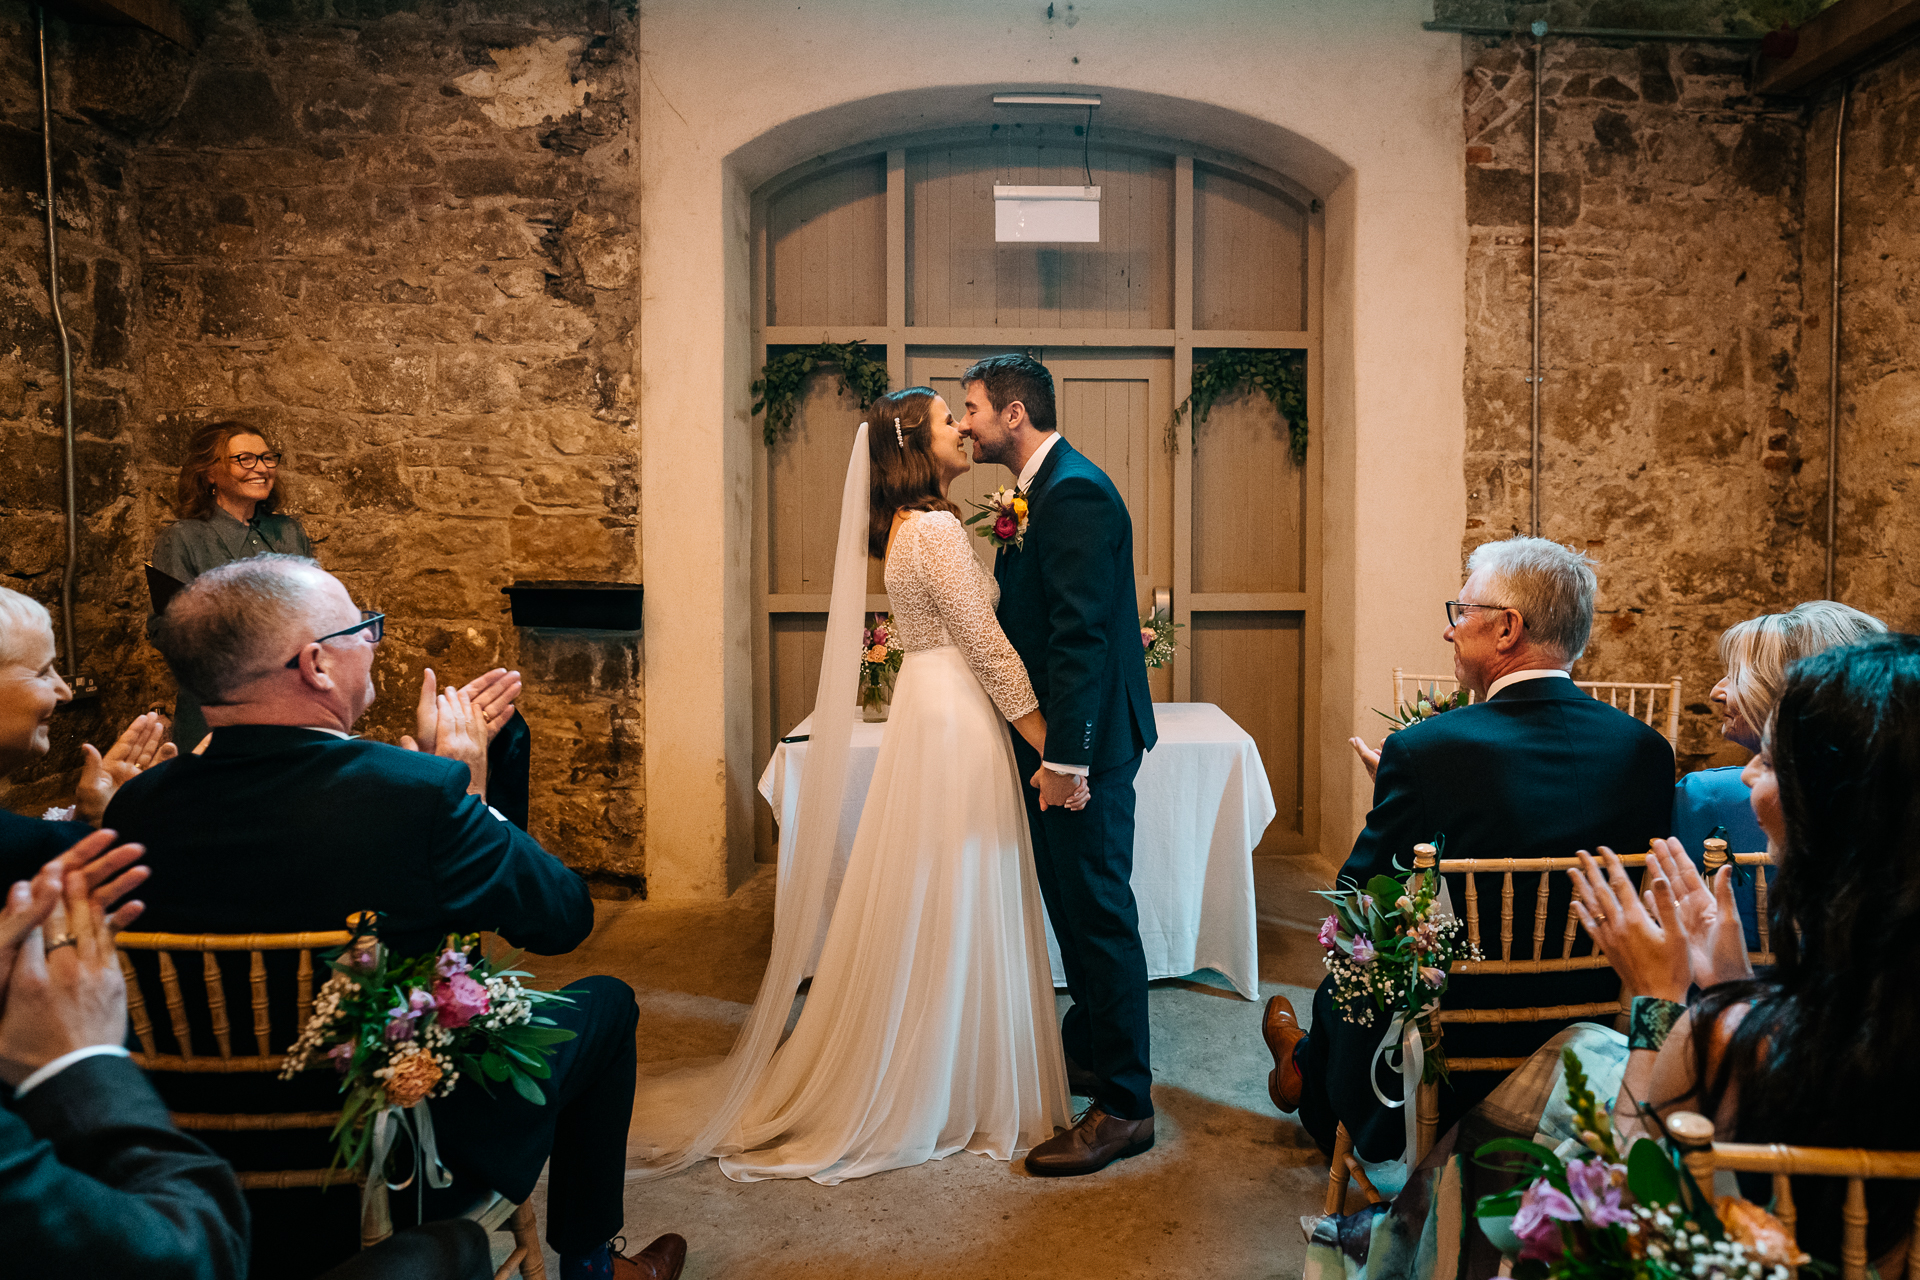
[227,451,284,470]
[1445,600,1516,627]
[284,611,385,669]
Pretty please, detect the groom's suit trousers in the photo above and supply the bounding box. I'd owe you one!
[1013,737,1154,1121]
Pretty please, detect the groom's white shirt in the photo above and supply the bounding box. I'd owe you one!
[1016,430,1062,492]
[1485,668,1572,699]
[1012,430,1088,778]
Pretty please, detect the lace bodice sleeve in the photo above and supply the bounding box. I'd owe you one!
[900,513,1039,722]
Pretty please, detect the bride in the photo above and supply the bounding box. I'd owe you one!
[627,388,1075,1184]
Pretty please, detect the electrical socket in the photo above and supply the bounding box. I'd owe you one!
[68,673,99,702]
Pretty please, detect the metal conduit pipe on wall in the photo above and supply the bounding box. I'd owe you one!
[36,5,79,680]
[1529,21,1544,538]
[1826,81,1848,601]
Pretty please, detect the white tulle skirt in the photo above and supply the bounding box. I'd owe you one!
[714,644,1071,1183]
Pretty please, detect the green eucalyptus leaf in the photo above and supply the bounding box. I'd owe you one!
[509,1071,549,1106]
[1628,1138,1681,1210]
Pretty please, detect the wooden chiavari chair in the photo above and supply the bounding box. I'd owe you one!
[1322,843,1642,1216]
[117,918,546,1280]
[1667,1111,1920,1280]
[1389,668,1683,751]
[1702,836,1777,968]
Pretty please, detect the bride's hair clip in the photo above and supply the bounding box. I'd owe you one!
[894,417,905,448]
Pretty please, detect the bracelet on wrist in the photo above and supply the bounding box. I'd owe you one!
[1628,995,1686,1052]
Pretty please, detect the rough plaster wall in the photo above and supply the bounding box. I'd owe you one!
[0,1,646,889]
[1802,47,1920,634]
[1460,35,1809,771]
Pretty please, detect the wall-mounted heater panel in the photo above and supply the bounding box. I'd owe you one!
[994,185,1101,243]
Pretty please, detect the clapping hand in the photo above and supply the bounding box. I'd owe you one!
[1647,838,1752,991]
[402,686,489,798]
[1570,846,1691,1004]
[1348,736,1382,783]
[405,667,522,754]
[0,834,145,1087]
[74,712,178,827]
[0,830,148,1021]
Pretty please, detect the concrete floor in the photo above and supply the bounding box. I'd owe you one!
[516,855,1337,1280]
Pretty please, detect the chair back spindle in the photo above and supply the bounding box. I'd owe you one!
[1702,838,1777,967]
[1386,671,1681,750]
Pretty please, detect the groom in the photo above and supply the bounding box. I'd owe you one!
[960,353,1160,1177]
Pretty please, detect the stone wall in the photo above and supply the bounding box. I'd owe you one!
[0,1,646,891]
[1459,33,1811,771]
[1799,45,1920,637]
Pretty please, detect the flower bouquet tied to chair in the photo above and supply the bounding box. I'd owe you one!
[280,917,576,1220]
[1315,838,1477,1146]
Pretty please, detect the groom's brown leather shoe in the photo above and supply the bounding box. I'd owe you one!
[614,1233,687,1280]
[1264,994,1306,1113]
[1025,1107,1155,1177]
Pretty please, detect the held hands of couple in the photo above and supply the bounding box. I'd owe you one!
[75,712,179,827]
[1031,766,1091,812]
[0,829,150,1086]
[1570,840,1752,1006]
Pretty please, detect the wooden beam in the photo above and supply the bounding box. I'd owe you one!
[48,0,192,47]
[1755,0,1920,94]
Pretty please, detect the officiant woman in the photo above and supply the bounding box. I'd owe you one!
[147,421,314,748]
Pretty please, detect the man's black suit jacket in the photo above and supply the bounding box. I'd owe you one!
[0,806,93,887]
[1326,675,1673,1158]
[0,1052,249,1278]
[993,437,1156,771]
[104,724,591,958]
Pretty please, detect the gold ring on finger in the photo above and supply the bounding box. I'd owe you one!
[44,934,78,953]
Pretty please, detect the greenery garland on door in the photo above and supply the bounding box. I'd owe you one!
[751,340,893,447]
[1168,349,1308,464]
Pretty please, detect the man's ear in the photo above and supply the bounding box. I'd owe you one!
[294,645,335,693]
[1493,610,1525,654]
[1004,399,1027,432]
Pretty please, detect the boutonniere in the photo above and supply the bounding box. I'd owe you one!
[964,486,1029,551]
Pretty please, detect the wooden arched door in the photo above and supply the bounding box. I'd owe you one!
[751,126,1322,860]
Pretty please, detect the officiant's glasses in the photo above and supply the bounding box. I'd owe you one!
[1445,600,1515,627]
[226,451,283,470]
[285,611,385,668]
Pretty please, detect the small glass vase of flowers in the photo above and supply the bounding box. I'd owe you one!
[1141,613,1184,669]
[281,921,576,1196]
[1474,1050,1809,1280]
[860,613,903,722]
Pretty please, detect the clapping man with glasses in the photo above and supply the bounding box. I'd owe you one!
[102,555,683,1280]
[1261,537,1675,1171]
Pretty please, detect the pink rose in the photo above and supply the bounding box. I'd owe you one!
[1141,628,1156,648]
[1350,936,1376,964]
[994,514,1017,540]
[1317,915,1340,948]
[431,973,491,1030]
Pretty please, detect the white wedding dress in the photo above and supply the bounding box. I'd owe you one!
[716,511,1070,1182]
[624,426,1069,1186]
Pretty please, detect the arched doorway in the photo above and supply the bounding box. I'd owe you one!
[749,121,1324,862]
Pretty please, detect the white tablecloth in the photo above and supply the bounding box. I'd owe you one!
[756,702,1275,999]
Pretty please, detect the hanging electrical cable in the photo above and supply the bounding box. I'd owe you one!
[37,5,80,682]
[1826,80,1848,601]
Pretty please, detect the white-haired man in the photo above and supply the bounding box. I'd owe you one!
[105,555,684,1280]
[1264,538,1675,1163]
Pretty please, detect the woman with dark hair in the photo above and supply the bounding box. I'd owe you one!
[1578,633,1920,1271]
[628,388,1082,1184]
[147,422,313,747]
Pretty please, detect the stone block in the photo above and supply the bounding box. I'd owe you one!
[436,349,521,412]
[510,511,617,571]
[146,347,235,407]
[516,627,639,690]
[161,69,300,148]
[259,347,355,409]
[346,351,435,414]
[199,269,293,342]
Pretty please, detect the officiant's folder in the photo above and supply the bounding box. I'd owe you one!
[145,562,186,614]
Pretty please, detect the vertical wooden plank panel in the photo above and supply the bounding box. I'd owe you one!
[768,369,871,593]
[767,158,887,327]
[769,614,829,744]
[1190,611,1305,854]
[1172,156,1196,703]
[1191,381,1306,593]
[1192,163,1306,331]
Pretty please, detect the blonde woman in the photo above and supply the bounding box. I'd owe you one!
[1674,600,1885,947]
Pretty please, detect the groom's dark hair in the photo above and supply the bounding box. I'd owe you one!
[962,353,1056,434]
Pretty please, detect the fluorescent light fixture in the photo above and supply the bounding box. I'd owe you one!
[992,93,1102,107]
[995,185,1101,243]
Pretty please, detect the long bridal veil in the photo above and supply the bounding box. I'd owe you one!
[624,424,872,1178]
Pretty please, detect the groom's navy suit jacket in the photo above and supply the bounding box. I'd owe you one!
[1319,675,1673,1160]
[993,437,1156,769]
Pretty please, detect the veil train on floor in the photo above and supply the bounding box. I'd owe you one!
[622,425,872,1179]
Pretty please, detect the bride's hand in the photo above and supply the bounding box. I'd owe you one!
[1063,777,1091,811]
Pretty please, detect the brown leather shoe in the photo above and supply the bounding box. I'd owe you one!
[1025,1106,1155,1177]
[1264,994,1306,1113]
[613,1233,687,1280]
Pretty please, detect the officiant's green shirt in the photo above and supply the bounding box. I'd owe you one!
[147,507,316,746]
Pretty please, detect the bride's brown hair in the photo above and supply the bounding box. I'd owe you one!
[867,387,960,559]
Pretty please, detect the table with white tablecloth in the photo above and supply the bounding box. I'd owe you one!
[756,702,1276,999]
